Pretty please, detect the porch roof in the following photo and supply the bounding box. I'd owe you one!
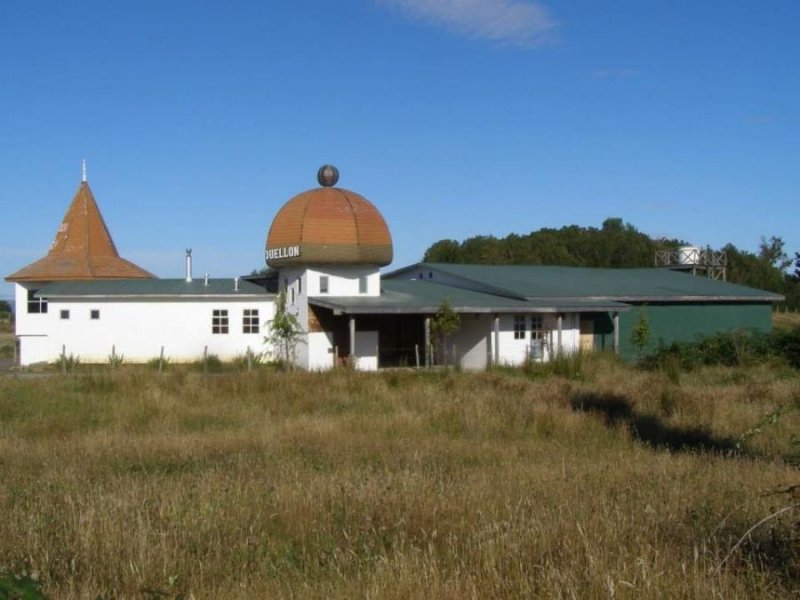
[310,279,630,315]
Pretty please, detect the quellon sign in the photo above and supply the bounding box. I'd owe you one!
[266,245,301,260]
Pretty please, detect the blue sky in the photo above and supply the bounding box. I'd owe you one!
[1,1,798,301]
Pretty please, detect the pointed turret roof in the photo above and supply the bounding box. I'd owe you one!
[6,180,155,282]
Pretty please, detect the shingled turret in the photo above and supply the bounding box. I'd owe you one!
[6,179,154,281]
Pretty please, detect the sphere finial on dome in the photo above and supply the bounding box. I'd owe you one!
[317,164,339,187]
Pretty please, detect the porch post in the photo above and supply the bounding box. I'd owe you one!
[557,313,563,357]
[612,312,620,355]
[349,316,356,358]
[493,315,500,366]
[424,317,431,368]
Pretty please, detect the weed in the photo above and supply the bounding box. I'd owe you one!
[53,352,80,373]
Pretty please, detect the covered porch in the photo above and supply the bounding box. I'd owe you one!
[308,279,629,370]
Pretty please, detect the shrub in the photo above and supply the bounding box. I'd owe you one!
[147,354,171,371]
[107,351,125,368]
[232,348,266,371]
[193,353,224,373]
[640,328,800,371]
[54,353,81,373]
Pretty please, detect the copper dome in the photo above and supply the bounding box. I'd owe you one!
[266,171,393,268]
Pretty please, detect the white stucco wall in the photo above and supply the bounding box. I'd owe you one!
[14,283,53,365]
[491,313,581,366]
[308,331,334,370]
[354,330,378,371]
[15,291,274,365]
[279,265,381,370]
[280,267,310,367]
[305,266,381,298]
[451,314,491,370]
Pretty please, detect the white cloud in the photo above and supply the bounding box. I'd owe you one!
[381,0,557,46]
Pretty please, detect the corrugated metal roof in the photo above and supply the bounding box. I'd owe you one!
[310,279,630,315]
[387,263,784,302]
[6,181,155,282]
[36,278,271,298]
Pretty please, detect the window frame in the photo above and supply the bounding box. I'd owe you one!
[530,316,544,340]
[212,309,229,334]
[27,289,48,314]
[243,309,260,334]
[319,275,329,294]
[513,315,526,340]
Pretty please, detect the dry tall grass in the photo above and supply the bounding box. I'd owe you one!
[774,310,800,331]
[1,359,798,598]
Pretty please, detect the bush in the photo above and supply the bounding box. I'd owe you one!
[232,348,266,371]
[147,354,171,371]
[640,328,800,371]
[53,353,81,373]
[773,326,800,369]
[0,570,46,599]
[192,353,224,373]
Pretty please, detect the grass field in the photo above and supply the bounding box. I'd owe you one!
[774,309,800,331]
[1,357,798,599]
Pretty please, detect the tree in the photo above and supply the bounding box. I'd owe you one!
[630,306,651,356]
[430,297,461,366]
[266,290,303,368]
[423,239,462,263]
[0,300,9,315]
[758,236,792,271]
[794,252,800,282]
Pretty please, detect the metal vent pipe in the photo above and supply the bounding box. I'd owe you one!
[185,249,193,283]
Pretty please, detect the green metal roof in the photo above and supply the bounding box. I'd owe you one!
[310,279,630,315]
[36,278,272,298]
[387,263,784,303]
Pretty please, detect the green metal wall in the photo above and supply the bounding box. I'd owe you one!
[590,302,774,360]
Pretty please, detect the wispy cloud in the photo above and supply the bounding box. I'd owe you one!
[380,0,557,47]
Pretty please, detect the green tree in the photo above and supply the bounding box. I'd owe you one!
[423,239,462,263]
[630,306,651,356]
[266,290,303,368]
[430,297,461,366]
[758,236,792,271]
[793,252,800,282]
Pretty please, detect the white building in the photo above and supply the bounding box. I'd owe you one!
[7,165,781,369]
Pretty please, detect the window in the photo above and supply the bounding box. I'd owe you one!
[212,309,229,334]
[291,288,295,303]
[513,316,526,339]
[90,309,100,320]
[243,309,259,334]
[359,275,368,294]
[530,316,544,340]
[320,275,329,294]
[27,289,48,314]
[298,277,302,295]
[60,309,70,320]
